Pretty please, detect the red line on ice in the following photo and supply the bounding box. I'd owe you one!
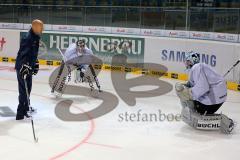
[0,78,123,159]
[0,88,95,160]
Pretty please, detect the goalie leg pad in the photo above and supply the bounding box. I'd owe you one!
[180,99,221,130]
[178,93,235,133]
[181,108,236,133]
[220,114,235,134]
[194,114,221,130]
[181,107,221,130]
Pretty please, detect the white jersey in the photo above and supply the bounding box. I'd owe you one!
[64,43,93,62]
[188,63,227,105]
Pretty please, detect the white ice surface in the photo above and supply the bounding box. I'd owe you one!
[0,62,239,160]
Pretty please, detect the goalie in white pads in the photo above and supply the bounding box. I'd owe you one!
[64,39,93,83]
[175,51,235,134]
[51,39,101,96]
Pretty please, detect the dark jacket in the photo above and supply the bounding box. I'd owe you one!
[15,28,40,71]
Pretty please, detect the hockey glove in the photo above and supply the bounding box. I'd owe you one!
[175,82,192,101]
[33,59,39,75]
[20,64,32,79]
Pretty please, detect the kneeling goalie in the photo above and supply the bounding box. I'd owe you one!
[175,51,235,134]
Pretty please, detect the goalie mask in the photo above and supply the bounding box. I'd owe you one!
[185,51,200,69]
[76,39,86,53]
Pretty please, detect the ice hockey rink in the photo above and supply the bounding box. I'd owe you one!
[0,62,240,160]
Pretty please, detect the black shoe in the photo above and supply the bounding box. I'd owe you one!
[16,112,31,120]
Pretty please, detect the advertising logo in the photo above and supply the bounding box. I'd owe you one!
[161,49,217,67]
[0,37,6,51]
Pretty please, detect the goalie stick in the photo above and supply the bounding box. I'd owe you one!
[223,59,240,77]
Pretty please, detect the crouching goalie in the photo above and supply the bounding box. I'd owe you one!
[175,51,235,134]
[51,39,102,96]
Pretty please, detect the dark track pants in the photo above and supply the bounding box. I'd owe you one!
[194,101,223,115]
[16,70,32,116]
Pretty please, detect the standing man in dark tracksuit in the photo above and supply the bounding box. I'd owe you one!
[15,19,44,120]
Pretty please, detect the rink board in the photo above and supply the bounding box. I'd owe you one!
[1,29,240,90]
[0,56,239,92]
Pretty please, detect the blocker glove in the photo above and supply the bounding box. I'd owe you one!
[33,59,39,75]
[20,64,32,79]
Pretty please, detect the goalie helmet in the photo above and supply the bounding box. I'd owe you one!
[185,51,200,69]
[76,39,85,48]
[76,39,86,53]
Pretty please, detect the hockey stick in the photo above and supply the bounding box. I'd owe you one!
[57,47,66,62]
[223,59,240,77]
[23,75,38,143]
